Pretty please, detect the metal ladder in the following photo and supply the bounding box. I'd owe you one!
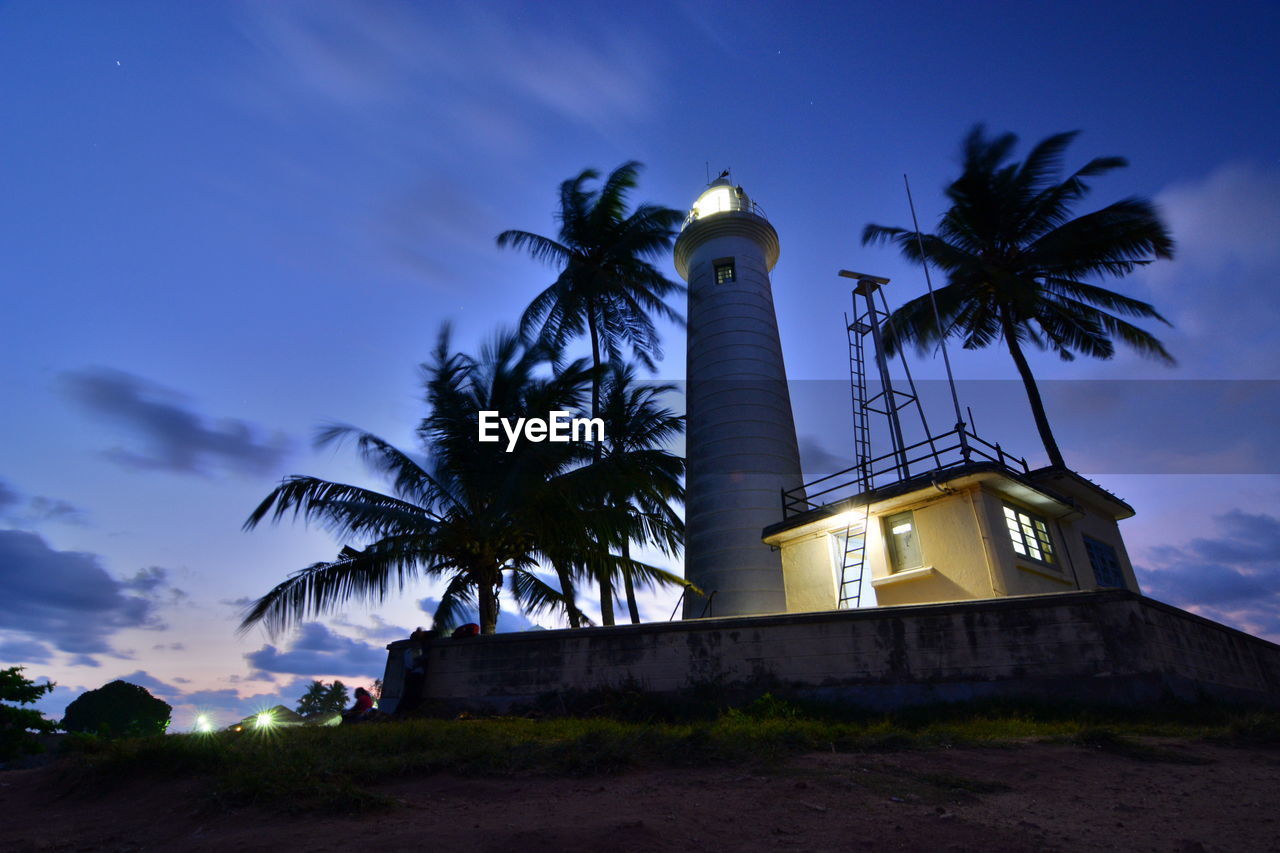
[839,312,874,609]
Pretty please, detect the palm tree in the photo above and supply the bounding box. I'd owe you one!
[497,161,685,623]
[863,125,1175,469]
[596,362,687,623]
[240,328,599,637]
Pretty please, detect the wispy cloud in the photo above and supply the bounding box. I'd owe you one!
[0,478,89,527]
[234,1,661,140]
[59,368,291,476]
[1128,162,1280,377]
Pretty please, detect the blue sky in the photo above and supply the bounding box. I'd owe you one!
[2,0,1278,726]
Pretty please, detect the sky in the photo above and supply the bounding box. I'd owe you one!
[2,0,1278,728]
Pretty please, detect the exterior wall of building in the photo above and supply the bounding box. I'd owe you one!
[677,209,805,619]
[870,486,1000,606]
[977,486,1083,597]
[779,532,838,612]
[979,485,1140,598]
[1028,471,1140,593]
[382,591,1280,713]
[768,468,1141,612]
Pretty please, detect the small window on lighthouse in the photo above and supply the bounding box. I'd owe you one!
[714,260,736,284]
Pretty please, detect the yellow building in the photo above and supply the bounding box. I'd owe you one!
[763,460,1140,613]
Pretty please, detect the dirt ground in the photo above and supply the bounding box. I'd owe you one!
[3,740,1278,852]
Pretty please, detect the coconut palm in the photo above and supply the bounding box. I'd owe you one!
[497,161,685,623]
[240,328,600,636]
[863,125,1175,468]
[596,362,686,624]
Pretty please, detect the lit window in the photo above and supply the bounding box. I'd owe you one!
[715,260,736,284]
[884,510,923,572]
[1083,536,1123,587]
[1003,504,1055,565]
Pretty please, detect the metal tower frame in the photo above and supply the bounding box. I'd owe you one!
[834,271,947,609]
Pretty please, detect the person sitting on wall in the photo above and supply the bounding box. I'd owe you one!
[341,686,376,724]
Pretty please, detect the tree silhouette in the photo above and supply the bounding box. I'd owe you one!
[863,125,1175,468]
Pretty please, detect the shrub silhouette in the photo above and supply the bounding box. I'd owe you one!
[1,666,58,760]
[61,680,171,738]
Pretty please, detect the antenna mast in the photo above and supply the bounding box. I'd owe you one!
[904,174,966,434]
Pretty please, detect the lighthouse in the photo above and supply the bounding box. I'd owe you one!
[675,178,806,618]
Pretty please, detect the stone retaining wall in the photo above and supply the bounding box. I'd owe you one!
[380,590,1280,712]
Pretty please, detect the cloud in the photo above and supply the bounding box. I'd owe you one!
[59,368,291,476]
[1137,509,1280,643]
[331,613,412,644]
[1130,162,1280,377]
[236,2,659,138]
[114,669,178,697]
[28,678,86,723]
[0,478,89,527]
[1150,163,1280,286]
[0,637,54,664]
[243,622,387,678]
[0,530,174,661]
[122,567,190,604]
[173,677,314,727]
[798,434,853,481]
[0,480,18,512]
[417,596,546,633]
[23,671,318,729]
[25,496,88,525]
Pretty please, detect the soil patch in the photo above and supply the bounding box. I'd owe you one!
[2,740,1277,852]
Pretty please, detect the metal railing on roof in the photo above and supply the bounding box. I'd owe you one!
[681,201,769,230]
[782,426,1029,518]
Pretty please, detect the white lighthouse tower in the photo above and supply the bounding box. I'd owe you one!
[675,177,806,618]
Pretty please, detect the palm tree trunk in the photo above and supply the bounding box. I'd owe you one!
[586,303,616,626]
[1001,313,1067,469]
[478,574,500,635]
[554,560,582,628]
[622,537,641,624]
[598,569,616,625]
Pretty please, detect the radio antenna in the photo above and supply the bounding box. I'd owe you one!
[904,174,965,432]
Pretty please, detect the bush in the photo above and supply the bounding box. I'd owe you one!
[0,666,58,760]
[61,680,171,738]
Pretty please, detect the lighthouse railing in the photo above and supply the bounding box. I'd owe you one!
[781,427,1029,517]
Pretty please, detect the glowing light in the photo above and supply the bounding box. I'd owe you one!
[254,710,275,730]
[194,714,213,734]
[692,186,735,220]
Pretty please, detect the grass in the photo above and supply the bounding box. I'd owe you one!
[54,698,1280,814]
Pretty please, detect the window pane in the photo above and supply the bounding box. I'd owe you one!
[885,510,923,571]
[1084,536,1123,587]
[1003,502,1055,565]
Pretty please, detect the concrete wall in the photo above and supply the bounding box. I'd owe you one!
[383,590,1280,713]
